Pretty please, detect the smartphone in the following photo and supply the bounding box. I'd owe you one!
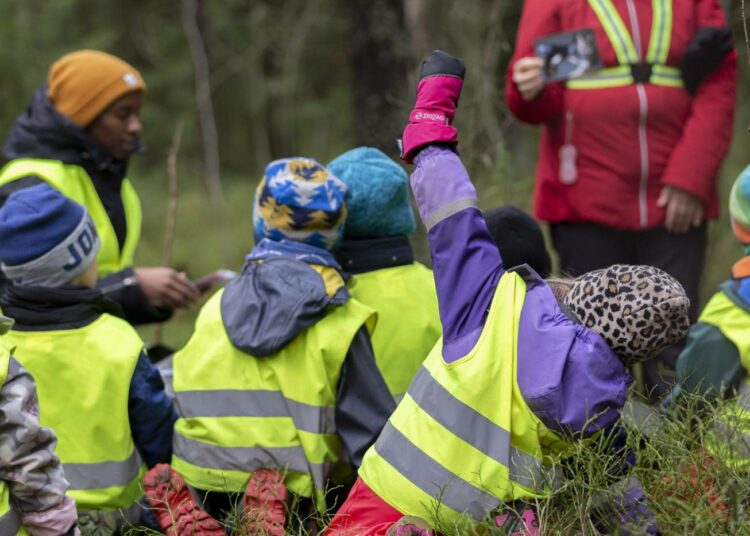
[193,269,237,293]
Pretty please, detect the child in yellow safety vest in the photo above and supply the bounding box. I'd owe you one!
[0,184,177,532]
[670,165,750,468]
[143,157,395,536]
[328,51,691,536]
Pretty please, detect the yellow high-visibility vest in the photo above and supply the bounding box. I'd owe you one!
[0,158,142,277]
[6,315,147,511]
[567,0,683,90]
[171,288,376,510]
[359,272,570,530]
[350,262,441,401]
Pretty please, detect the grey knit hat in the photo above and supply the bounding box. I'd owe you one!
[563,264,690,366]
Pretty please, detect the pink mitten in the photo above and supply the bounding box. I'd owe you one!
[401,50,465,164]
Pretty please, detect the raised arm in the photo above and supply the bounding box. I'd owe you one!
[401,52,506,362]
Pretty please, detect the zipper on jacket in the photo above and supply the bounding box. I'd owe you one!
[626,0,649,228]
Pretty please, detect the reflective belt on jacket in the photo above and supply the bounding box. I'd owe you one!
[567,0,683,89]
[0,158,142,276]
[4,314,147,511]
[359,272,567,528]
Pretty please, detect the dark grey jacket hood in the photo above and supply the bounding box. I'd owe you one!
[4,85,130,179]
[220,257,349,357]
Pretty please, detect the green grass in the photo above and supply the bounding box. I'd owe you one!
[116,390,750,535]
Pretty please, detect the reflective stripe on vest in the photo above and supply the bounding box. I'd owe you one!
[371,366,552,516]
[173,434,331,491]
[349,263,441,401]
[566,0,683,90]
[5,314,146,510]
[360,272,568,527]
[0,158,142,276]
[0,348,23,535]
[63,448,143,491]
[176,389,336,434]
[171,287,376,508]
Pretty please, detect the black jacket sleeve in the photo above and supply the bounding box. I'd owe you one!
[335,326,396,468]
[97,267,173,325]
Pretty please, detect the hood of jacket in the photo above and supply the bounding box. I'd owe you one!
[220,256,350,357]
[3,85,132,181]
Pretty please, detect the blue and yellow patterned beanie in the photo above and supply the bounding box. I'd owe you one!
[253,158,348,250]
[328,146,416,239]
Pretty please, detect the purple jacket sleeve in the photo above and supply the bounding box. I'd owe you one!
[410,147,631,436]
[411,146,504,362]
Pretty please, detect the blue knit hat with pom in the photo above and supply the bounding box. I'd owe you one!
[0,184,100,286]
[253,157,348,250]
[327,147,416,239]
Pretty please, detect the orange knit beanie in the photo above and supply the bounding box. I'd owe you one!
[47,50,145,127]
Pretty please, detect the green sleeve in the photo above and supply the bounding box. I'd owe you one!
[672,321,743,404]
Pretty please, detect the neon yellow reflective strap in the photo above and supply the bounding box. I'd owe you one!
[651,65,683,87]
[566,65,633,89]
[566,65,682,89]
[588,0,638,64]
[646,0,673,64]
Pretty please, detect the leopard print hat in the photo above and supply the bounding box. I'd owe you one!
[562,264,690,366]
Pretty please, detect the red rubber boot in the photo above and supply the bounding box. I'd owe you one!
[242,469,288,536]
[143,463,225,536]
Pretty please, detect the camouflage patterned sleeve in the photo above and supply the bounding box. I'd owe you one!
[0,357,70,512]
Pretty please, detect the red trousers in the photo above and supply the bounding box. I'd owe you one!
[326,477,403,535]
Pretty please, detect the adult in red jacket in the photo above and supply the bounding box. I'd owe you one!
[506,0,736,401]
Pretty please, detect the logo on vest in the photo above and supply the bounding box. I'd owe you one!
[63,221,97,271]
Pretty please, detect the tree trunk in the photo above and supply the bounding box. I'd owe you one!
[182,0,223,204]
[349,0,410,156]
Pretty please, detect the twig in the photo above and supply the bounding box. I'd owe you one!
[163,122,184,268]
[154,122,183,345]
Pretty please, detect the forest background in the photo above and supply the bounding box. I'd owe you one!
[1,0,748,348]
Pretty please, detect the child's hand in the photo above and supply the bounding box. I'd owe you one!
[400,50,465,164]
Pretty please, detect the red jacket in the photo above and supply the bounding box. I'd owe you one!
[506,0,736,230]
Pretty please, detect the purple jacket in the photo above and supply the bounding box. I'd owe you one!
[411,145,655,534]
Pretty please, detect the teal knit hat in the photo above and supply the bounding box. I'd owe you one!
[327,147,416,239]
[729,164,750,244]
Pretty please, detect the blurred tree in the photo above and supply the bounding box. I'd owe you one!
[182,0,223,203]
[348,0,410,155]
